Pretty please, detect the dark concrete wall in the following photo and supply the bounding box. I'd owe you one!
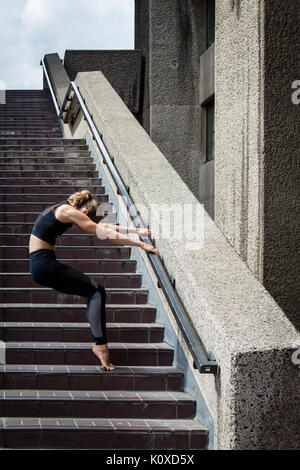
[135,0,215,217]
[64,50,143,119]
[135,0,150,131]
[263,0,300,329]
[43,53,70,108]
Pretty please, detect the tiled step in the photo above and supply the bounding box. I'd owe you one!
[0,287,149,304]
[0,322,164,343]
[0,185,105,195]
[0,153,92,161]
[0,177,101,186]
[0,322,163,343]
[0,156,94,163]
[0,272,142,289]
[0,111,57,114]
[0,364,182,391]
[0,173,100,183]
[0,390,194,419]
[0,192,104,203]
[0,195,110,210]
[0,118,59,127]
[0,128,61,133]
[0,139,86,145]
[1,257,136,272]
[0,132,62,138]
[0,170,98,179]
[0,164,95,171]
[0,303,157,324]
[0,416,207,449]
[0,246,131,260]
[4,342,174,366]
[0,234,125,246]
[0,118,59,123]
[0,126,61,131]
[0,145,89,152]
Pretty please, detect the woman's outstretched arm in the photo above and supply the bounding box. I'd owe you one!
[103,223,151,237]
[65,206,158,253]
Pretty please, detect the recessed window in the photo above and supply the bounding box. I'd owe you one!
[206,102,215,161]
[206,0,215,48]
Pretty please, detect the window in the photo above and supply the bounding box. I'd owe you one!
[206,0,215,48]
[206,101,215,161]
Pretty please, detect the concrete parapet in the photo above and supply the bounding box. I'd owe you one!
[64,50,142,118]
[62,71,300,449]
[43,53,70,109]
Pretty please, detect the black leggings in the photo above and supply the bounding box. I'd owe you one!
[29,249,107,345]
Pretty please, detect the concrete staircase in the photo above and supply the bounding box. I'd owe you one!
[0,90,208,449]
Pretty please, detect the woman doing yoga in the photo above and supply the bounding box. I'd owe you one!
[29,189,159,371]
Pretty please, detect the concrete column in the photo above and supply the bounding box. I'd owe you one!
[135,0,205,205]
[214,0,299,328]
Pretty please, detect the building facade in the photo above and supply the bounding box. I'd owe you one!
[135,0,299,330]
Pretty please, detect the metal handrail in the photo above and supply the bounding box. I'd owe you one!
[40,62,219,374]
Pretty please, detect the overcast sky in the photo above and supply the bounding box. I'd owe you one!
[0,0,134,90]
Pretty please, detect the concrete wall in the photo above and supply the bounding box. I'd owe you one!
[64,50,143,119]
[214,0,299,329]
[61,71,300,449]
[215,0,264,280]
[135,0,212,213]
[263,0,299,329]
[43,53,70,108]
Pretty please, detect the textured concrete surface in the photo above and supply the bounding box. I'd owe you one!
[43,53,70,108]
[263,0,299,329]
[200,43,215,105]
[135,0,150,130]
[215,0,264,281]
[199,159,214,218]
[135,0,211,213]
[64,71,300,449]
[214,0,299,330]
[64,50,142,118]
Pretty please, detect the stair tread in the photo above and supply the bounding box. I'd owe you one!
[0,322,162,329]
[4,342,172,349]
[0,417,207,432]
[0,273,140,276]
[0,390,192,400]
[0,364,182,374]
[0,287,146,291]
[0,303,154,308]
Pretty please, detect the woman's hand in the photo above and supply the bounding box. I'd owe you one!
[141,242,159,255]
[137,227,152,238]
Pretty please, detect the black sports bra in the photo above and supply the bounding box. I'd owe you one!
[31,199,73,246]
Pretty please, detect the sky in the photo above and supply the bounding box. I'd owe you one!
[0,0,135,90]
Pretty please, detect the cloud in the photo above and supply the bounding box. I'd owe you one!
[0,0,134,89]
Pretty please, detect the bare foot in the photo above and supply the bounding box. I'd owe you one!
[92,344,115,371]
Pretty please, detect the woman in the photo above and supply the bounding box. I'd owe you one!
[29,189,159,371]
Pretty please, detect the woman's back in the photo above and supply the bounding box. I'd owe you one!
[31,199,73,247]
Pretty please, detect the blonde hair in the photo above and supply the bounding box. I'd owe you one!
[67,190,101,223]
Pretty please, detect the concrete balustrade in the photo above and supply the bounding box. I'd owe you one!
[54,69,299,449]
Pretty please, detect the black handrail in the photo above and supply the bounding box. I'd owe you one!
[41,63,219,374]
